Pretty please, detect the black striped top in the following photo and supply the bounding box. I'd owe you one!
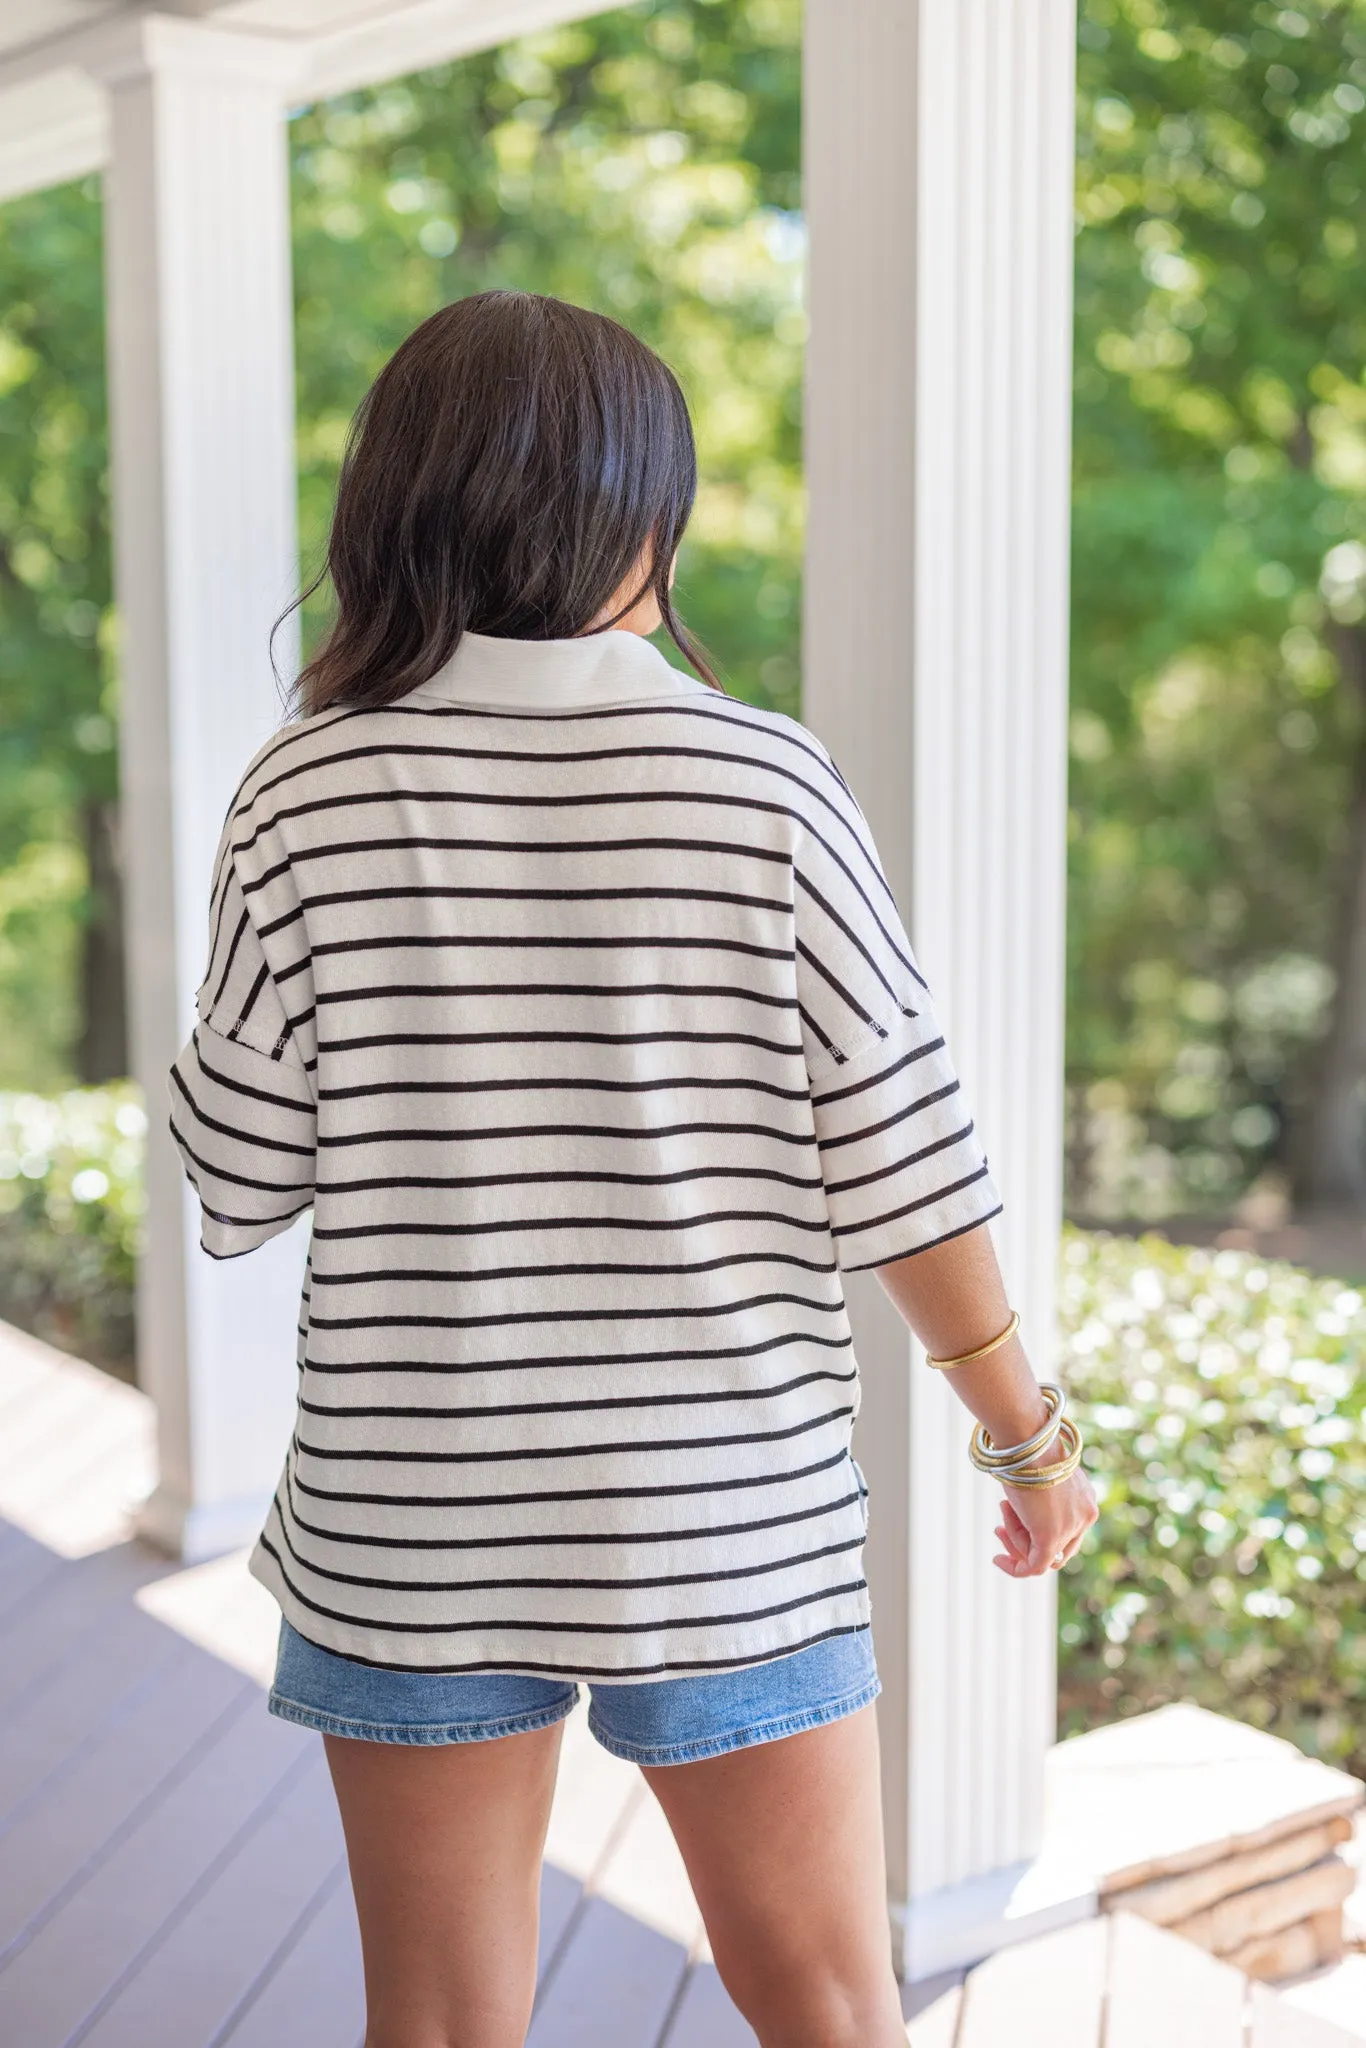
[168,629,1001,1678]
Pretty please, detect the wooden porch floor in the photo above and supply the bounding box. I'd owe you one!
[0,1318,1362,2047]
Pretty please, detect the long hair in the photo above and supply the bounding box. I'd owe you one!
[284,290,720,715]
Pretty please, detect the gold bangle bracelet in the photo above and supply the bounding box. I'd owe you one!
[926,1309,1021,1372]
[994,1419,1084,1489]
[968,1383,1067,1472]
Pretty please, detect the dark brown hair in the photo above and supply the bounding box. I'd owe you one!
[284,290,719,716]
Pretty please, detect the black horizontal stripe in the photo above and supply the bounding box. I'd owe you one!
[315,1115,815,1152]
[237,734,872,872]
[280,1476,862,1551]
[293,1625,870,1678]
[839,1202,1004,1271]
[273,1509,863,1596]
[321,1070,811,1104]
[261,881,793,937]
[294,1401,853,1467]
[256,1532,865,1638]
[232,782,801,856]
[169,1119,312,1200]
[312,1160,825,1198]
[309,931,795,964]
[305,1288,846,1335]
[289,1443,851,1510]
[297,1365,855,1424]
[309,1202,831,1242]
[169,1064,313,1158]
[384,682,839,782]
[300,1328,853,1380]
[240,833,791,895]
[317,1025,804,1059]
[312,978,799,1013]
[816,1083,963,1156]
[829,1161,995,1239]
[811,1036,945,1106]
[308,1248,836,1287]
[189,1032,315,1114]
[823,1122,976,1197]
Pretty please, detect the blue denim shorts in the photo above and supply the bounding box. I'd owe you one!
[268,1621,880,1767]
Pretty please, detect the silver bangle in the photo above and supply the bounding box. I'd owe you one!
[968,1382,1067,1474]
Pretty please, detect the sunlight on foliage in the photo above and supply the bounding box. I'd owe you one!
[0,1084,145,1375]
[1059,1225,1366,1776]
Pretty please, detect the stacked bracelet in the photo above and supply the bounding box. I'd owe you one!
[968,1382,1085,1488]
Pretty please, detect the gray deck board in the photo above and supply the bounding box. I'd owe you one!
[0,1643,253,1956]
[537,1860,584,1980]
[0,1534,66,1625]
[78,1752,343,2047]
[0,1543,165,1714]
[219,1863,366,2048]
[0,1618,185,1823]
[0,1697,309,2046]
[663,1961,760,2046]
[527,1895,689,2048]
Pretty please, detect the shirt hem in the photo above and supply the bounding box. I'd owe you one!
[249,1537,873,1684]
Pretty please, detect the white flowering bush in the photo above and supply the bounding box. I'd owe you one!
[1057,1226,1366,1779]
[0,1085,145,1377]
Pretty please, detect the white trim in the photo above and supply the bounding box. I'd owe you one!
[803,0,1077,1957]
[0,70,105,202]
[301,0,598,104]
[105,21,309,1559]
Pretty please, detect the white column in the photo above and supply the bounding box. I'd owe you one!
[803,0,1081,1978]
[94,19,310,1562]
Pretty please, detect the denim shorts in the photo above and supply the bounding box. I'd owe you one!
[268,1621,881,1768]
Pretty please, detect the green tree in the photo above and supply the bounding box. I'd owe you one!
[1070,0,1366,1218]
[289,0,803,705]
[0,180,119,1090]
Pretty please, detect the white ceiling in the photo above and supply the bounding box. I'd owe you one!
[0,0,597,202]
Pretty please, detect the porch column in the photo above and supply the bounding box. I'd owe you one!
[93,19,309,1561]
[803,0,1080,1977]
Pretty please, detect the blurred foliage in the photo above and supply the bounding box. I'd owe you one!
[289,0,803,709]
[0,1085,144,1377]
[1058,1225,1366,1778]
[1069,0,1366,1217]
[0,182,111,1089]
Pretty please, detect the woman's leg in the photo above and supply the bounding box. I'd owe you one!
[325,1721,564,2048]
[643,1703,906,2048]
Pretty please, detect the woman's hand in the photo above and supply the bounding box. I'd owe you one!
[874,1222,1101,1580]
[992,1446,1098,1579]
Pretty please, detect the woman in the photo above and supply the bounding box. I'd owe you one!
[170,290,1096,2048]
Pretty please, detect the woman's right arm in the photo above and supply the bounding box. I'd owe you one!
[874,1223,1098,1578]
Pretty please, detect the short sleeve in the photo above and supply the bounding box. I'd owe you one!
[795,752,1002,1271]
[167,839,317,1261]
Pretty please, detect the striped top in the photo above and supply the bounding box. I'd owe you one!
[169,628,1001,1678]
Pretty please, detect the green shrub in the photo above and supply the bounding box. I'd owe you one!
[1058,1225,1366,1779]
[0,1084,144,1378]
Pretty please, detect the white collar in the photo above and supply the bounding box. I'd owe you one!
[405,628,715,710]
